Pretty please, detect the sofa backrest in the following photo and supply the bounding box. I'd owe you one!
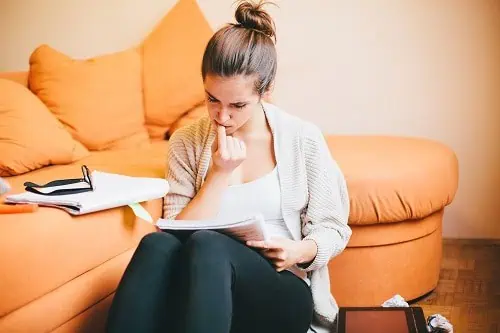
[0,72,28,87]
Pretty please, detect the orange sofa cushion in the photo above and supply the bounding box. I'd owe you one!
[29,45,150,151]
[166,103,208,138]
[0,72,28,86]
[328,136,459,225]
[0,79,88,176]
[142,0,213,139]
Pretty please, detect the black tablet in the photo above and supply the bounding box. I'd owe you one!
[337,307,428,333]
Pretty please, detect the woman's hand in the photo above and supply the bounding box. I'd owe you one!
[246,238,318,272]
[212,125,246,174]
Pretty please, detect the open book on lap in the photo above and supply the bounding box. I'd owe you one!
[5,171,169,215]
[156,214,269,242]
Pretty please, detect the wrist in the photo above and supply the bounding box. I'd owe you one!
[206,168,231,186]
[297,239,318,265]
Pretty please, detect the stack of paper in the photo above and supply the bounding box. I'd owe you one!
[157,215,269,242]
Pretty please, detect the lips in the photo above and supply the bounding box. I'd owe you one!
[215,121,230,128]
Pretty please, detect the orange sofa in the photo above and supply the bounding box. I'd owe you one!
[0,1,459,332]
[0,79,459,332]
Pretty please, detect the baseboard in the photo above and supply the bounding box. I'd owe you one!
[442,238,500,245]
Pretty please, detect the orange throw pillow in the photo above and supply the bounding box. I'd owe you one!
[142,0,213,139]
[29,45,150,151]
[0,79,88,177]
[166,103,208,138]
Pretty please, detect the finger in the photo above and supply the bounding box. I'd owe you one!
[259,240,281,250]
[212,139,217,153]
[272,260,287,272]
[247,240,282,251]
[230,137,240,159]
[236,138,245,159]
[264,250,286,261]
[239,139,246,158]
[227,136,235,158]
[217,125,227,152]
[211,127,217,153]
[246,240,268,249]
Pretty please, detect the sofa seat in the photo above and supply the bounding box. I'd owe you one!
[0,141,167,332]
[326,136,458,306]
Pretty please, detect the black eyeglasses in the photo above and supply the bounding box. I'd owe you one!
[24,165,94,196]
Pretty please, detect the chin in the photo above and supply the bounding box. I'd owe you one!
[224,126,237,135]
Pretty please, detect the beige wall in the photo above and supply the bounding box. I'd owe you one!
[1,0,499,238]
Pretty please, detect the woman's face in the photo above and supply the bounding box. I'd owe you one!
[203,74,261,135]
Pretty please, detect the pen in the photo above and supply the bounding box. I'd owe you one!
[0,203,39,214]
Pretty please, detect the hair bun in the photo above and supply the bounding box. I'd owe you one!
[235,1,276,41]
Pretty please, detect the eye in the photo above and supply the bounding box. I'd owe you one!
[233,104,247,109]
[207,96,217,103]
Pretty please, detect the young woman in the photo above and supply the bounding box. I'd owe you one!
[106,1,351,333]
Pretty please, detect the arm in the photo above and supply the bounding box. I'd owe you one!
[162,132,197,220]
[299,124,352,272]
[163,124,245,220]
[164,144,231,220]
[174,169,230,220]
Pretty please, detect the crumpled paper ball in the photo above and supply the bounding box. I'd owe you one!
[381,294,409,307]
[427,314,454,333]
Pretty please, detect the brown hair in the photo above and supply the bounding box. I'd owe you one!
[201,0,277,96]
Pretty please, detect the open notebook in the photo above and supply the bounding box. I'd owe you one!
[5,171,169,215]
[156,215,269,242]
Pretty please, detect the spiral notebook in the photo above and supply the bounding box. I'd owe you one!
[5,171,169,215]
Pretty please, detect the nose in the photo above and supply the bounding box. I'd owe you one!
[217,108,230,124]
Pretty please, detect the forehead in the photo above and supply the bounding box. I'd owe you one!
[204,74,258,101]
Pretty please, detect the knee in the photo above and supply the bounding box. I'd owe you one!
[184,230,229,255]
[138,232,182,254]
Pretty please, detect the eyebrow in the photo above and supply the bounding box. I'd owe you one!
[205,90,250,106]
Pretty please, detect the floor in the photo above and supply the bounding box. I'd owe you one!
[413,239,500,333]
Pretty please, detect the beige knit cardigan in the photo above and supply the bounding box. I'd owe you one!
[163,102,351,333]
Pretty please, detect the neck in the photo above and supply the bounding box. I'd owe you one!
[234,102,268,139]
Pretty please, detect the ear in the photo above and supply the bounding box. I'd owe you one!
[261,82,274,103]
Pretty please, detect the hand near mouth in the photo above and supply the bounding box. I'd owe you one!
[211,125,247,174]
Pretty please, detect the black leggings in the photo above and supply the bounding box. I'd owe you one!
[105,230,313,333]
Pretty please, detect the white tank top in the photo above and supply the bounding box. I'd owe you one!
[216,167,309,284]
